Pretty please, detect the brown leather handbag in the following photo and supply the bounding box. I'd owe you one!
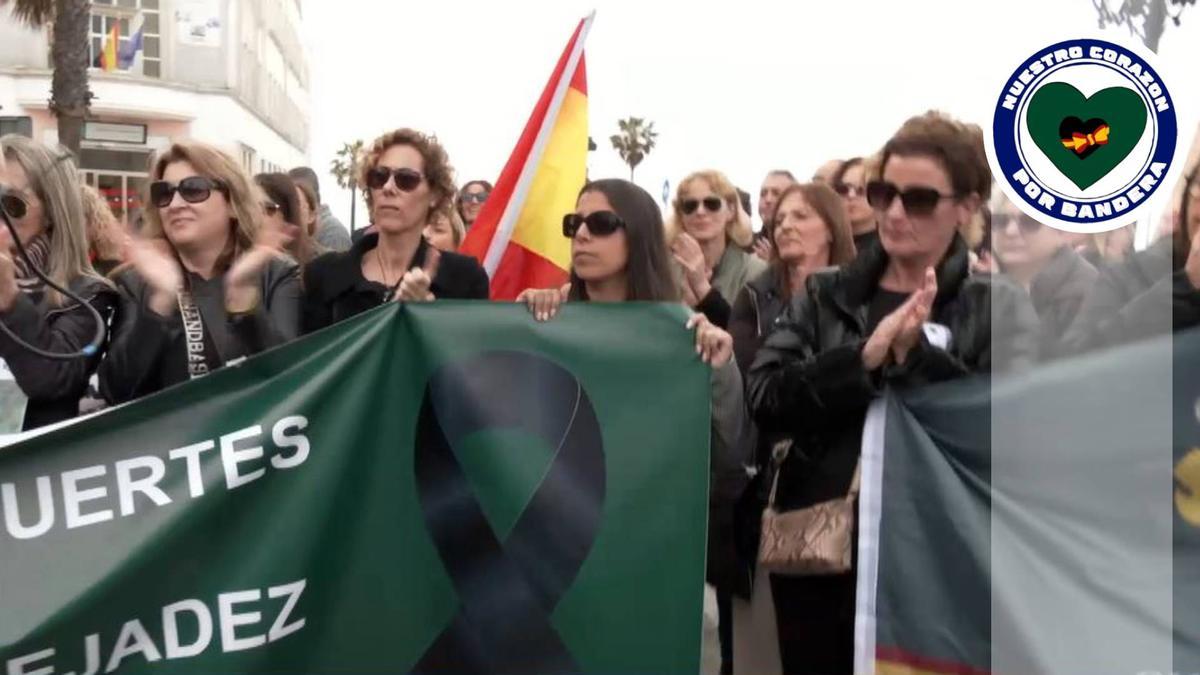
[757,441,861,576]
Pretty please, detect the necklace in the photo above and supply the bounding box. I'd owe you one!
[375,249,395,287]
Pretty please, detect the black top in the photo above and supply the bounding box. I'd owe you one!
[302,232,490,333]
[866,288,908,333]
[853,229,881,257]
[0,276,117,430]
[100,258,302,405]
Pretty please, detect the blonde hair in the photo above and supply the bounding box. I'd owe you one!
[80,184,126,263]
[0,135,103,306]
[443,206,466,247]
[142,141,262,271]
[669,170,753,248]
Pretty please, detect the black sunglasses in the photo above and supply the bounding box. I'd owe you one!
[150,176,225,208]
[460,191,489,204]
[866,180,958,217]
[0,191,28,220]
[833,182,865,198]
[995,213,1043,235]
[681,196,724,215]
[366,167,423,191]
[562,211,626,238]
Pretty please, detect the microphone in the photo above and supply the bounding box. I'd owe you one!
[0,188,107,360]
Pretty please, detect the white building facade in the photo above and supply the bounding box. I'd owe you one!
[0,0,310,226]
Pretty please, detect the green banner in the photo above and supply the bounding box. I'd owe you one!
[859,329,1191,675]
[0,302,711,674]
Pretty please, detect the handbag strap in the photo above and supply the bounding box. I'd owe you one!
[768,444,864,507]
[765,439,791,509]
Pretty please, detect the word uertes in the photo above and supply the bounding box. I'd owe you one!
[1001,44,1170,113]
[5,578,306,675]
[1,416,310,542]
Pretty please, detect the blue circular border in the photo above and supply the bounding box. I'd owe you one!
[993,38,1178,226]
[1013,59,1157,202]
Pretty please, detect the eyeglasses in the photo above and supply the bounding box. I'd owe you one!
[0,191,29,220]
[149,176,225,208]
[461,192,489,204]
[866,180,958,217]
[263,202,281,216]
[562,211,626,238]
[833,183,865,198]
[366,167,424,192]
[680,196,724,215]
[995,214,1044,235]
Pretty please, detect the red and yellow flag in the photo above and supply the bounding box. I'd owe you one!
[460,13,594,300]
[98,23,120,72]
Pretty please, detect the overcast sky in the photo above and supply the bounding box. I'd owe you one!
[302,0,1199,231]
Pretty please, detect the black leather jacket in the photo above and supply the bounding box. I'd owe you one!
[100,257,301,404]
[0,276,117,430]
[747,235,1038,510]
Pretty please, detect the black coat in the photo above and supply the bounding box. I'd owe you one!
[302,233,489,333]
[1026,246,1098,359]
[100,258,301,404]
[0,276,117,430]
[1061,238,1200,354]
[748,234,1038,511]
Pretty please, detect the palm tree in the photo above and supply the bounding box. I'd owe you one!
[1091,0,1194,51]
[329,139,365,231]
[2,0,93,155]
[610,117,658,182]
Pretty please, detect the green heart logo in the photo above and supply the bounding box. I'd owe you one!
[1026,83,1147,190]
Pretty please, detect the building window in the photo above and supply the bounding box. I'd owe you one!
[89,0,162,78]
[239,144,258,175]
[0,117,34,138]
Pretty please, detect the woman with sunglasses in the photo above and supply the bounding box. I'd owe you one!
[99,141,301,404]
[1063,165,1200,353]
[0,135,117,431]
[990,193,1096,359]
[747,112,1038,675]
[520,178,748,675]
[456,179,492,231]
[302,129,489,333]
[669,170,767,330]
[255,172,323,266]
[830,156,879,253]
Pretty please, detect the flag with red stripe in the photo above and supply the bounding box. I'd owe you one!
[460,14,594,300]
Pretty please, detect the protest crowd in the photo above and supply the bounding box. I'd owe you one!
[1,105,1198,674]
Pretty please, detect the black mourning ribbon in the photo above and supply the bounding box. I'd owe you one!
[412,351,606,675]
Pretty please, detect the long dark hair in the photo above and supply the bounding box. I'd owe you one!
[255,172,317,265]
[568,179,679,302]
[1175,165,1198,271]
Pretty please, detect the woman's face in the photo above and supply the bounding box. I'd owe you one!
[0,158,48,247]
[423,214,458,252]
[773,191,832,267]
[837,163,873,227]
[991,201,1063,270]
[571,190,628,284]
[369,144,433,235]
[295,185,317,236]
[679,179,731,244]
[460,183,489,224]
[159,160,233,254]
[877,155,969,263]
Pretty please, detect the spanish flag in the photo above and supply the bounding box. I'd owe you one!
[460,13,594,300]
[95,23,120,72]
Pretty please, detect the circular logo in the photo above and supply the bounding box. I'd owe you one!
[987,38,1179,233]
